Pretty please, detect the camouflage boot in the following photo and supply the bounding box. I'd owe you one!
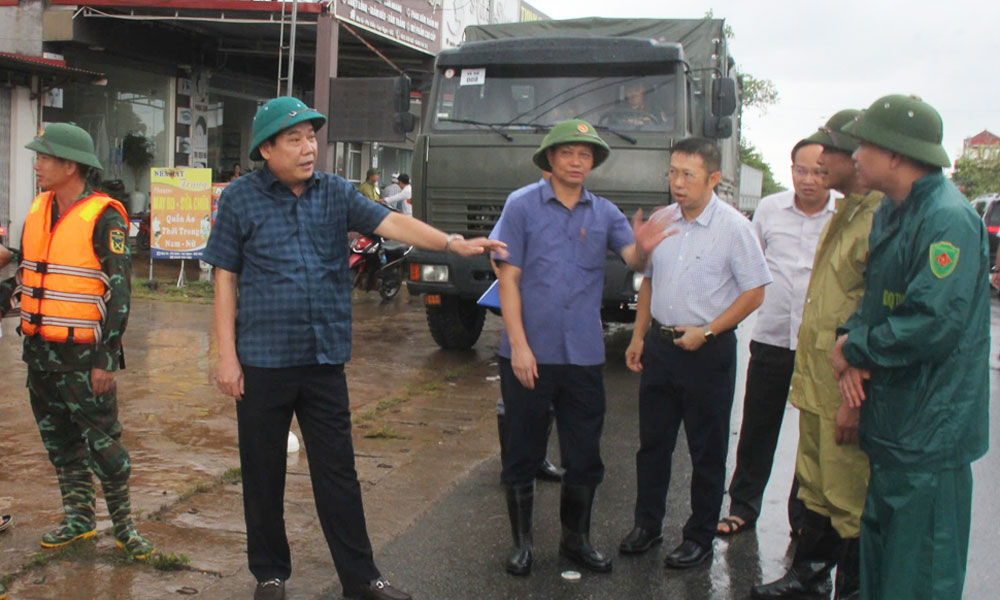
[102,480,154,559]
[41,469,97,548]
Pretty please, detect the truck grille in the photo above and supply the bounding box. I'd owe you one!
[426,187,507,237]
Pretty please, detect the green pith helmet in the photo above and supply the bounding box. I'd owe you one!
[249,96,327,161]
[25,123,103,171]
[842,94,950,168]
[533,119,610,172]
[805,109,862,153]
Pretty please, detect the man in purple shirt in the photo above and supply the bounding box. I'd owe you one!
[490,119,669,577]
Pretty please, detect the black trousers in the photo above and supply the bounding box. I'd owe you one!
[727,341,804,527]
[633,329,737,548]
[499,358,605,488]
[238,364,379,587]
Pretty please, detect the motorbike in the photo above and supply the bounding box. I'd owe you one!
[349,231,412,301]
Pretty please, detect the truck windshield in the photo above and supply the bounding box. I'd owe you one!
[432,69,679,133]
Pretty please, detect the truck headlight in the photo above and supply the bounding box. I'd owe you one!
[632,272,645,292]
[419,264,450,283]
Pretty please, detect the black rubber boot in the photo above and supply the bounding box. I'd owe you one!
[559,484,612,573]
[504,483,534,575]
[751,509,841,599]
[835,537,860,600]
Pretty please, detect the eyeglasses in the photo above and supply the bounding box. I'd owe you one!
[792,165,825,179]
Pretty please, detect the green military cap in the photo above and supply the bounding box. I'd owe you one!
[842,94,950,168]
[366,167,379,178]
[25,122,103,170]
[533,119,610,172]
[249,96,327,161]
[805,109,862,153]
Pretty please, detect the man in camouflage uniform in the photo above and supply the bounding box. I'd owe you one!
[0,123,153,559]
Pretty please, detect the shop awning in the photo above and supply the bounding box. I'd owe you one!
[0,52,105,82]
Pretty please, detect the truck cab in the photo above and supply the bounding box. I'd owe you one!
[407,26,738,349]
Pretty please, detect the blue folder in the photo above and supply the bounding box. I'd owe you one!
[477,279,501,309]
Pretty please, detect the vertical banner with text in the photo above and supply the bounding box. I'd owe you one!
[150,168,212,259]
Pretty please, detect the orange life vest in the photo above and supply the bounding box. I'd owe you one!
[18,191,128,344]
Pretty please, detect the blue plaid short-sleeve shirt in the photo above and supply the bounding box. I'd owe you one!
[202,167,389,368]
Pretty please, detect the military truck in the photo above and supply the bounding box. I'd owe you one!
[406,18,741,349]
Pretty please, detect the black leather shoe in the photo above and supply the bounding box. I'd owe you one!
[343,578,412,600]
[254,579,285,600]
[536,458,564,482]
[750,564,833,599]
[663,539,712,569]
[618,526,663,555]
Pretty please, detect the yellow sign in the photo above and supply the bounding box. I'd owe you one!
[149,167,212,259]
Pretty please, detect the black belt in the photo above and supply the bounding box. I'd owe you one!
[650,318,682,340]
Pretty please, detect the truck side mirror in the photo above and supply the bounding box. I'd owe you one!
[394,76,411,112]
[394,112,416,134]
[711,78,737,117]
[704,115,732,139]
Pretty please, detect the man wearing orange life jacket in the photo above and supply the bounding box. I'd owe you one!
[0,123,153,561]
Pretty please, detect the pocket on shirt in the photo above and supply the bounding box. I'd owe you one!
[694,253,728,277]
[577,228,607,270]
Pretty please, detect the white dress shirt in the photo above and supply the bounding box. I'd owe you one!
[750,189,837,350]
[646,195,772,326]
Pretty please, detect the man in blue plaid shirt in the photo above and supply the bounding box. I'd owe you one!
[202,96,504,600]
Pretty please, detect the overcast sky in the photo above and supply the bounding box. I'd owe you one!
[523,0,1000,187]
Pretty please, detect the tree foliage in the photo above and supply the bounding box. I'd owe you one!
[740,140,785,196]
[952,154,1000,200]
[740,74,779,115]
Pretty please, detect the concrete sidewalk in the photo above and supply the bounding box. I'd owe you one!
[0,290,505,599]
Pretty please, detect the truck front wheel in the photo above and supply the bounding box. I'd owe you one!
[425,295,486,350]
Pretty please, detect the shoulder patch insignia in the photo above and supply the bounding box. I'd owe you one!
[109,229,126,255]
[929,241,959,278]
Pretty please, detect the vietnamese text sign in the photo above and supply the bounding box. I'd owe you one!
[335,0,442,55]
[150,168,213,260]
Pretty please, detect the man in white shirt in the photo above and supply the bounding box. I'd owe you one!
[618,137,770,569]
[382,174,412,216]
[718,140,836,538]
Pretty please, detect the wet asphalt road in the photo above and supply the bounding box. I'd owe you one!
[343,304,1000,600]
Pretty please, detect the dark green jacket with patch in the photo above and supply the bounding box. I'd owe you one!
[841,172,990,471]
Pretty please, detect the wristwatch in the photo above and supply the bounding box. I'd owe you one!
[444,233,463,253]
[703,327,715,341]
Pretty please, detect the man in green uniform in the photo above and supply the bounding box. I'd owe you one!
[832,95,989,600]
[752,110,882,600]
[358,168,380,202]
[0,123,153,560]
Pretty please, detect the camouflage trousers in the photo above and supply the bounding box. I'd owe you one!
[27,369,152,554]
[27,368,131,489]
